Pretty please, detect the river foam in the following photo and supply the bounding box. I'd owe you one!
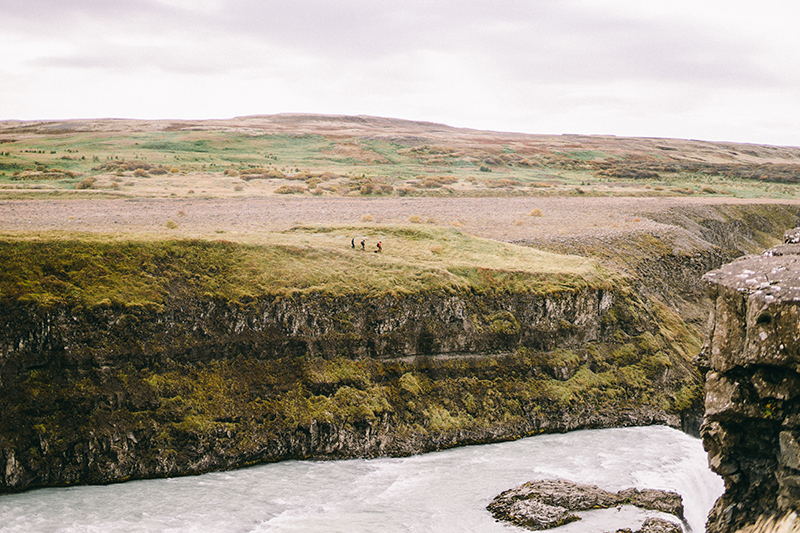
[0,425,722,533]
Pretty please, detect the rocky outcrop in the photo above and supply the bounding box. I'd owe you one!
[486,478,684,531]
[698,231,800,532]
[609,518,684,533]
[0,288,617,369]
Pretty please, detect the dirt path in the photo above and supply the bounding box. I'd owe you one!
[1,196,798,245]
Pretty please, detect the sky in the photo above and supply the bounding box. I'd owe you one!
[1,0,799,146]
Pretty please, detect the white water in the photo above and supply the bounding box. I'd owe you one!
[0,426,722,533]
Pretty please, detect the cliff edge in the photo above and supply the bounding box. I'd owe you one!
[698,230,800,532]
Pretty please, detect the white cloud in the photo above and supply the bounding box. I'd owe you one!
[1,0,799,145]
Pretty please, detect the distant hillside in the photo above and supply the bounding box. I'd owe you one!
[1,113,799,199]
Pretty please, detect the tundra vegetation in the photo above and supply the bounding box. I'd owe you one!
[1,115,800,199]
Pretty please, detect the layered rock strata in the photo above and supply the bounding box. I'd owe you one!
[1,289,615,367]
[698,230,800,532]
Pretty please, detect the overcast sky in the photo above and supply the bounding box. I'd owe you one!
[1,1,799,146]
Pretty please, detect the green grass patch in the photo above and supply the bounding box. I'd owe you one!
[0,225,611,307]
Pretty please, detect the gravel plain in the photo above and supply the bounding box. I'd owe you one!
[1,196,799,248]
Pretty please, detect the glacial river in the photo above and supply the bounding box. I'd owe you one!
[0,425,722,533]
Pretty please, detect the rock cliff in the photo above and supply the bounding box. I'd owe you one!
[698,230,800,532]
[0,276,696,493]
[0,288,617,368]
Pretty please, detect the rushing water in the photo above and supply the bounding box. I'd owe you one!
[0,426,722,533]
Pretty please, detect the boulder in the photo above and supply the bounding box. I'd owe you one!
[784,228,800,244]
[611,517,683,533]
[487,478,684,531]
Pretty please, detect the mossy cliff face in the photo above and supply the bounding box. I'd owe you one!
[0,278,700,492]
[698,238,800,533]
[523,204,800,332]
[1,288,616,367]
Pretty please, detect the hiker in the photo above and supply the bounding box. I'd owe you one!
[351,237,355,249]
[360,239,366,250]
[375,241,382,253]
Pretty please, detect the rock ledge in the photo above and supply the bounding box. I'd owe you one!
[487,478,684,531]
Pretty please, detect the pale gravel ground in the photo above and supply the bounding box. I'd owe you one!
[1,196,799,246]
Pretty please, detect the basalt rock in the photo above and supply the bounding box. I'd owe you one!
[0,288,619,369]
[486,478,684,531]
[698,238,800,532]
[0,279,700,493]
[610,518,683,533]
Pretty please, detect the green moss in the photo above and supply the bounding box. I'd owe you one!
[672,383,701,412]
[611,344,640,367]
[0,228,613,306]
[487,311,521,336]
[399,372,426,396]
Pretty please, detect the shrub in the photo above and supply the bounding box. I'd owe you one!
[361,214,375,222]
[274,185,304,195]
[75,177,95,190]
[430,244,443,254]
[165,220,178,230]
[233,184,244,192]
[420,178,442,189]
[528,209,543,217]
[133,169,149,178]
[408,215,422,224]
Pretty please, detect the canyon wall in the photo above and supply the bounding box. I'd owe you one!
[0,288,616,369]
[2,202,799,494]
[0,280,695,493]
[698,233,800,532]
